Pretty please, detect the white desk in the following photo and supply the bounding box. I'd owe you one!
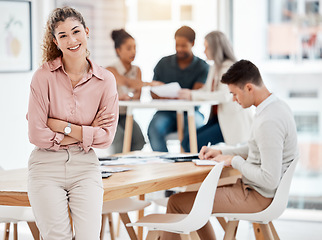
[119,100,218,153]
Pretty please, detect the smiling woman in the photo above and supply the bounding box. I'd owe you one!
[26,6,119,240]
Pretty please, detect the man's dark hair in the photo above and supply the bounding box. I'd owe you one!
[221,59,263,88]
[175,26,195,43]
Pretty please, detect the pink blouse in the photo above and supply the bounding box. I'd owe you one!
[27,57,119,153]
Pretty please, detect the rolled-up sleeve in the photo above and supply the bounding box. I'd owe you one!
[81,89,119,153]
[27,71,64,150]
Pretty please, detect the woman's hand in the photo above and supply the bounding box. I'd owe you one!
[178,89,192,100]
[149,80,164,87]
[199,146,222,160]
[119,93,131,101]
[91,107,116,128]
[47,118,65,133]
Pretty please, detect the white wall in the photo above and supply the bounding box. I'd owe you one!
[0,0,125,170]
[233,0,268,63]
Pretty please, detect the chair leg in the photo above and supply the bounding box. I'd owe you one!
[4,223,10,240]
[268,222,280,240]
[107,213,116,240]
[27,222,40,240]
[146,230,161,240]
[119,213,138,240]
[100,214,107,240]
[13,223,18,240]
[180,233,192,240]
[253,223,265,240]
[223,220,239,240]
[259,224,274,240]
[217,217,227,230]
[116,214,121,237]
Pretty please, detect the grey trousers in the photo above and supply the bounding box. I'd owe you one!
[28,146,103,240]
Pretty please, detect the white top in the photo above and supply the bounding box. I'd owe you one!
[111,59,139,114]
[222,94,299,198]
[191,60,254,145]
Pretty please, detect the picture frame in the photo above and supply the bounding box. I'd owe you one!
[0,0,32,72]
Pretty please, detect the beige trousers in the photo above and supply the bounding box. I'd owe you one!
[28,146,103,240]
[162,179,273,240]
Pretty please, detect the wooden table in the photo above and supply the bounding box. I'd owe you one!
[0,162,240,207]
[119,100,218,154]
[0,161,240,240]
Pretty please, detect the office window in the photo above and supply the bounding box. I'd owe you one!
[267,0,322,60]
[180,5,193,21]
[138,0,171,21]
[294,113,319,134]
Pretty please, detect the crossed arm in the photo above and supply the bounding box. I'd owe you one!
[47,107,115,146]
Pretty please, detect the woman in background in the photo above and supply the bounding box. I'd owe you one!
[107,29,146,153]
[27,7,118,239]
[178,31,253,152]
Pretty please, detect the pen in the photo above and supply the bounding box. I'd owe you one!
[207,142,211,148]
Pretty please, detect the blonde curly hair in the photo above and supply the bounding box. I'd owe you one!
[42,7,88,63]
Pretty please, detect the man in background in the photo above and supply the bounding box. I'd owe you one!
[148,26,209,152]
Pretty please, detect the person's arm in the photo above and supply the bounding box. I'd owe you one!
[191,64,232,102]
[192,61,209,89]
[107,66,143,90]
[221,144,249,160]
[27,72,64,151]
[231,120,284,190]
[47,109,116,145]
[192,82,204,90]
[46,118,82,142]
[191,82,232,102]
[81,71,119,152]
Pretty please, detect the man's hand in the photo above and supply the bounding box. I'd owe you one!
[213,155,234,167]
[199,145,222,160]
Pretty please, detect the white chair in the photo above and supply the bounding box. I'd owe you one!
[0,205,39,240]
[127,162,225,240]
[0,166,39,240]
[100,198,151,240]
[213,157,299,240]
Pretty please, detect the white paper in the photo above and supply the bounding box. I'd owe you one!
[151,82,181,98]
[192,160,218,166]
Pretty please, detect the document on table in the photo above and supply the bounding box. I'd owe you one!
[150,82,181,98]
[100,166,132,173]
[192,160,218,166]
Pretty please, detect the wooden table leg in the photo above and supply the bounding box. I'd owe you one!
[176,111,184,153]
[123,114,134,153]
[188,115,198,153]
[13,223,17,240]
[137,194,145,240]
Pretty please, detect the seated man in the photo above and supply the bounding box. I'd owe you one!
[162,59,299,240]
[148,26,209,152]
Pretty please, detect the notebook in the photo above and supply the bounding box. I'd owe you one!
[192,160,218,166]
